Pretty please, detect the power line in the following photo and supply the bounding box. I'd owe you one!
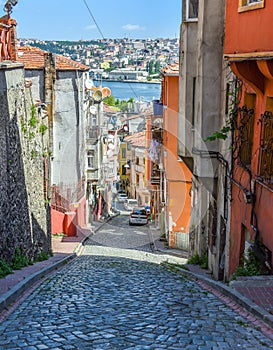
[82,0,140,101]
[82,0,105,40]
[128,82,139,99]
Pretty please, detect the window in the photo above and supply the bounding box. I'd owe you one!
[237,105,255,168]
[259,99,273,183]
[92,114,97,127]
[136,174,140,186]
[122,148,126,159]
[122,164,127,175]
[87,150,95,168]
[238,0,264,12]
[186,0,199,21]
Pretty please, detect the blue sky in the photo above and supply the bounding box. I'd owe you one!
[2,0,182,41]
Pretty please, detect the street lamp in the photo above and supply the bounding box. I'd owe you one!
[3,0,18,16]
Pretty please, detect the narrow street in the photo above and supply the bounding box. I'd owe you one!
[0,210,272,349]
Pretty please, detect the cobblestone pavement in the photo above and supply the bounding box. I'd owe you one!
[0,251,272,349]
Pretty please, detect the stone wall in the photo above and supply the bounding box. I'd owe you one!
[0,62,51,263]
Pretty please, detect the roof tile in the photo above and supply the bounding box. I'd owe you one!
[17,46,89,71]
[161,62,179,75]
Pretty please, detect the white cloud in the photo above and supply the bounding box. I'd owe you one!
[85,24,97,31]
[122,24,146,31]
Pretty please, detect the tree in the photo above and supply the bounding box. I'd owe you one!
[154,61,161,74]
[104,95,115,106]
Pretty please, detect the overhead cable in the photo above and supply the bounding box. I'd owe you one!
[82,0,105,40]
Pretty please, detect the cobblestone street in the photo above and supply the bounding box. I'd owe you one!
[0,245,272,349]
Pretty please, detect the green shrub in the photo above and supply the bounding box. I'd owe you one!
[34,251,49,262]
[232,248,262,279]
[12,248,29,270]
[188,254,200,265]
[0,259,13,278]
[188,253,208,269]
[200,253,208,269]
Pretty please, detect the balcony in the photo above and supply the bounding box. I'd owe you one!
[86,127,99,144]
[153,100,163,116]
[135,163,145,173]
[149,164,160,185]
[86,169,99,180]
[152,128,163,143]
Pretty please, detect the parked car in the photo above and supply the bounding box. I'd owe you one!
[124,199,138,211]
[129,207,148,226]
[117,193,128,202]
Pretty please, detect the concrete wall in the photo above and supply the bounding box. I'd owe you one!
[52,71,86,189]
[0,63,51,263]
[178,0,229,279]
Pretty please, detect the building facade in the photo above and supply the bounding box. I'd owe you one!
[224,0,273,276]
[18,46,90,235]
[0,17,51,263]
[178,0,230,279]
[161,63,192,250]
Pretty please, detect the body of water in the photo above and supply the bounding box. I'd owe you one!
[95,80,161,102]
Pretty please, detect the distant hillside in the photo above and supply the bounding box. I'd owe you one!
[29,40,103,54]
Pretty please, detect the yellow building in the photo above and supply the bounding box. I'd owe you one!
[100,61,111,70]
[118,142,129,194]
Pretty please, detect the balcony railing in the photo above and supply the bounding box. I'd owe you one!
[135,164,145,173]
[153,129,163,143]
[86,169,99,180]
[153,100,163,116]
[86,127,99,142]
[149,166,160,185]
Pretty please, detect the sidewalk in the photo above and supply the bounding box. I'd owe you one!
[149,224,273,330]
[1,219,273,332]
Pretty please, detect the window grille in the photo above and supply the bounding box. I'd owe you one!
[259,111,273,183]
[237,106,255,168]
[122,148,126,159]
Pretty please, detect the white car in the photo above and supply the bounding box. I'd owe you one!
[124,199,138,211]
[129,207,148,226]
[117,193,128,202]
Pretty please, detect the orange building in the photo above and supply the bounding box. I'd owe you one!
[225,0,273,275]
[161,63,192,250]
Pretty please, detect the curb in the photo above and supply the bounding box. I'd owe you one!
[162,262,273,329]
[0,254,75,314]
[0,213,120,314]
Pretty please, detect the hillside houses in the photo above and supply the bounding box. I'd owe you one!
[19,37,179,80]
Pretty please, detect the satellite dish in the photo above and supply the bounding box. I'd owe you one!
[90,106,97,114]
[85,79,94,90]
[108,143,115,150]
[102,87,111,98]
[93,90,103,102]
[107,149,113,157]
